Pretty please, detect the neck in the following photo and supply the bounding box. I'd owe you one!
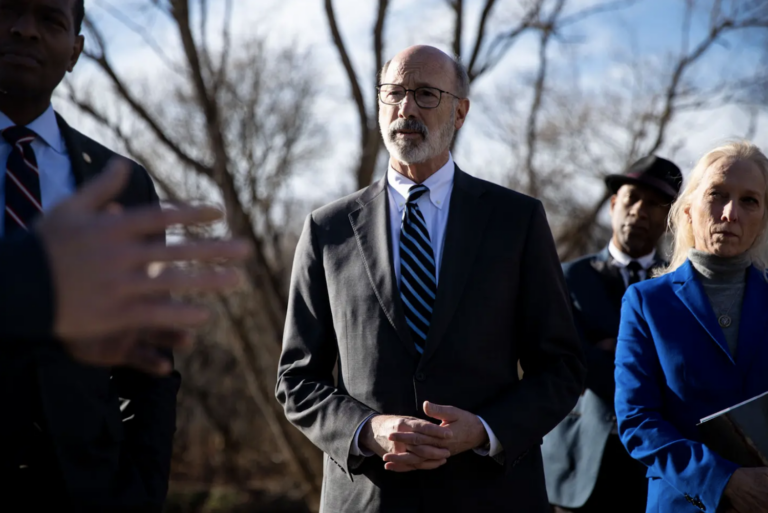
[390,151,450,184]
[688,248,751,282]
[0,94,51,126]
[611,235,653,260]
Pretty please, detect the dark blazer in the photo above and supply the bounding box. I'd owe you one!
[0,114,179,512]
[543,248,663,507]
[615,260,768,513]
[276,167,585,513]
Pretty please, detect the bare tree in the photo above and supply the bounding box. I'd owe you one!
[63,0,327,509]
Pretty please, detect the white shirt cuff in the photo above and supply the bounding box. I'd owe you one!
[473,415,503,457]
[350,414,376,457]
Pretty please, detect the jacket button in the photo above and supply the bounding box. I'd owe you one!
[415,373,426,382]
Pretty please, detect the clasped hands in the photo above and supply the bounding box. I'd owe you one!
[360,401,489,472]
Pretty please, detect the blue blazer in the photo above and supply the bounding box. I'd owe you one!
[615,260,768,513]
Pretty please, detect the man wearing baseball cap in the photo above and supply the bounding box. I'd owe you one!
[542,156,683,513]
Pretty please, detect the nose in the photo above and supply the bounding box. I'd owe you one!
[630,199,649,219]
[10,13,41,41]
[722,200,739,222]
[398,91,420,119]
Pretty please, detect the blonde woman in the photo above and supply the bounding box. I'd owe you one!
[614,141,768,513]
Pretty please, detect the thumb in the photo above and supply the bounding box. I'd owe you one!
[65,158,131,213]
[424,401,459,422]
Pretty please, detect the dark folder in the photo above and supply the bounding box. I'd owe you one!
[698,390,768,467]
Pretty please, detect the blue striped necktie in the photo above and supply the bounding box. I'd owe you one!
[399,184,437,354]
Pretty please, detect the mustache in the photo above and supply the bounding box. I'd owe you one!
[389,119,428,138]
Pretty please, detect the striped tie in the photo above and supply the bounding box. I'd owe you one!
[399,184,436,354]
[3,126,42,236]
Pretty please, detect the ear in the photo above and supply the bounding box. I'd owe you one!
[683,204,692,223]
[454,98,470,130]
[67,35,85,73]
[609,194,617,213]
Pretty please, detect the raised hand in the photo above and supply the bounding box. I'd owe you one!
[36,159,252,370]
[387,401,489,457]
[360,414,452,472]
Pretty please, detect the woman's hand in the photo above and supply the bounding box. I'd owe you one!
[721,468,768,512]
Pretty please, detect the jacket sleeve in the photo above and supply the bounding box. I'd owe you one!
[109,165,180,512]
[568,289,616,405]
[476,201,586,472]
[614,286,738,512]
[275,213,378,478]
[0,231,55,341]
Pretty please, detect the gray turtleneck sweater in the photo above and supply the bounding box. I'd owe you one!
[688,249,751,358]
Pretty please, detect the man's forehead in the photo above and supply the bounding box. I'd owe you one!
[384,57,450,86]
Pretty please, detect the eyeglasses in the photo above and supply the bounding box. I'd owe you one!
[377,84,462,109]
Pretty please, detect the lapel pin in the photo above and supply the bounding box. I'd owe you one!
[82,152,92,164]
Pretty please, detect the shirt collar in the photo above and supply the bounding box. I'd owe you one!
[0,105,65,154]
[387,153,455,211]
[609,240,656,270]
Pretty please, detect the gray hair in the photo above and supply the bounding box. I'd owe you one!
[379,54,470,99]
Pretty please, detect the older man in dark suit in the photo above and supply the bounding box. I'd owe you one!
[276,45,585,513]
[542,156,683,513]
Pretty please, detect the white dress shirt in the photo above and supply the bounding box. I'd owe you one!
[608,240,656,288]
[350,154,503,459]
[0,106,74,238]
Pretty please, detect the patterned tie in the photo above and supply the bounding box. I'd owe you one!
[399,184,437,354]
[3,126,42,236]
[626,260,643,287]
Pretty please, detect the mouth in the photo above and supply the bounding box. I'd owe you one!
[394,130,423,138]
[714,231,738,238]
[0,50,42,68]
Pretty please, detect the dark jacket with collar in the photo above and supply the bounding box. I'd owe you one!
[276,166,585,512]
[0,114,179,512]
[542,247,664,508]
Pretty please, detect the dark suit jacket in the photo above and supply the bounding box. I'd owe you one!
[276,167,585,512]
[616,261,768,513]
[0,114,179,512]
[542,248,663,507]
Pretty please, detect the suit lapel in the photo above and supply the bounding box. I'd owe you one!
[672,261,734,364]
[56,113,99,187]
[590,248,626,311]
[420,168,491,364]
[735,266,768,374]
[348,177,419,358]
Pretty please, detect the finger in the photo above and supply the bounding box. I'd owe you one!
[383,462,418,472]
[382,452,427,466]
[121,267,245,297]
[383,456,447,471]
[388,432,448,447]
[131,239,253,266]
[119,301,212,331]
[401,444,451,460]
[423,401,460,423]
[406,419,453,439]
[66,158,132,212]
[123,345,174,376]
[118,204,225,238]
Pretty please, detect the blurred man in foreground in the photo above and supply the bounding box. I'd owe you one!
[0,1,248,510]
[277,45,584,512]
[542,156,683,513]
